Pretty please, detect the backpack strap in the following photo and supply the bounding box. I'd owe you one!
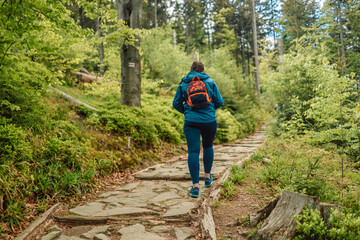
[192,76,200,81]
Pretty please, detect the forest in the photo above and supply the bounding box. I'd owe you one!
[0,0,359,239]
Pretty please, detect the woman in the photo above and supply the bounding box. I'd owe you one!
[172,61,224,198]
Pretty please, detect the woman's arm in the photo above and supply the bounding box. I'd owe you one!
[172,86,185,113]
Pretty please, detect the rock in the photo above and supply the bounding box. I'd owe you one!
[47,225,62,233]
[152,225,170,233]
[151,191,181,202]
[41,231,62,240]
[58,236,83,240]
[94,233,110,240]
[172,227,194,240]
[262,158,271,164]
[117,224,165,240]
[163,202,196,218]
[201,201,216,240]
[70,202,158,217]
[81,225,110,239]
[116,182,140,191]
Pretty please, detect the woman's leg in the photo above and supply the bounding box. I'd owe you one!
[184,121,201,186]
[201,121,217,176]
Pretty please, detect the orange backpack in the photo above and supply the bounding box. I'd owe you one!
[186,76,211,109]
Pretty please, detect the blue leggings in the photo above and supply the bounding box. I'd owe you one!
[184,120,217,184]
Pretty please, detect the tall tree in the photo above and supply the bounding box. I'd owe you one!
[252,0,261,100]
[117,0,143,107]
[96,0,105,76]
[337,0,346,74]
[280,0,319,51]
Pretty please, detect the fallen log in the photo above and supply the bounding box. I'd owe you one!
[48,86,98,112]
[73,71,103,83]
[254,190,319,240]
[79,67,90,74]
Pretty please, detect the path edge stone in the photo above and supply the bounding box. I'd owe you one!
[200,138,262,239]
[14,203,65,240]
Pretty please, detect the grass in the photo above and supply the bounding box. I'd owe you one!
[215,131,360,239]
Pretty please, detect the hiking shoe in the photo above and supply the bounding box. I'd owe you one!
[189,187,200,198]
[204,174,213,187]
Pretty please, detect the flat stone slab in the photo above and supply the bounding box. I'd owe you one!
[163,202,196,218]
[118,224,165,240]
[94,234,110,240]
[58,236,83,240]
[172,227,194,240]
[81,225,110,239]
[41,231,62,240]
[133,160,232,180]
[67,181,199,220]
[70,202,158,217]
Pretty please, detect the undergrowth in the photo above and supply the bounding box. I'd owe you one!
[0,80,263,236]
[250,129,360,239]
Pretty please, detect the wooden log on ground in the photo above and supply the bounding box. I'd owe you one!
[79,67,90,74]
[73,72,103,83]
[255,190,319,240]
[48,86,98,112]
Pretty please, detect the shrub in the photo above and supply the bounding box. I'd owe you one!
[294,208,360,240]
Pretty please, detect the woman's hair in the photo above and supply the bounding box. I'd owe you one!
[191,61,204,72]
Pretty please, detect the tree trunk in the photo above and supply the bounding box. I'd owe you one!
[255,191,319,240]
[96,0,105,76]
[117,0,142,107]
[338,0,346,75]
[278,37,284,65]
[251,0,260,101]
[154,0,158,27]
[186,17,190,55]
[173,29,176,49]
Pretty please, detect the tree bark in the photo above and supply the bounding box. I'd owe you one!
[338,0,346,75]
[154,0,158,27]
[251,0,261,101]
[96,0,105,76]
[117,0,142,107]
[278,37,284,65]
[185,17,190,55]
[255,191,319,240]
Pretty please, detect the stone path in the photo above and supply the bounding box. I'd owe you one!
[36,129,266,240]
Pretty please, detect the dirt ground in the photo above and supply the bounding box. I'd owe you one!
[212,162,276,240]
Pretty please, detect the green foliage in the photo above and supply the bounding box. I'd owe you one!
[142,26,191,87]
[294,208,360,240]
[267,32,359,164]
[256,135,360,214]
[230,165,246,184]
[216,109,244,142]
[222,180,235,198]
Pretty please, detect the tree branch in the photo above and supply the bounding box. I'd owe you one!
[0,41,15,70]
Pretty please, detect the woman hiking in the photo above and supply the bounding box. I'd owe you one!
[172,61,224,198]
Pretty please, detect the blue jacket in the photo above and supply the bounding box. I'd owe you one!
[172,71,224,123]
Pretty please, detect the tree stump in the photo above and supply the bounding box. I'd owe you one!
[254,190,319,240]
[319,202,341,223]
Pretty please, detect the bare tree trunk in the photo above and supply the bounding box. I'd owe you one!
[241,41,246,77]
[278,37,284,65]
[338,0,346,75]
[251,0,261,101]
[173,29,176,49]
[117,0,142,107]
[154,0,158,27]
[185,17,190,55]
[96,0,105,76]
